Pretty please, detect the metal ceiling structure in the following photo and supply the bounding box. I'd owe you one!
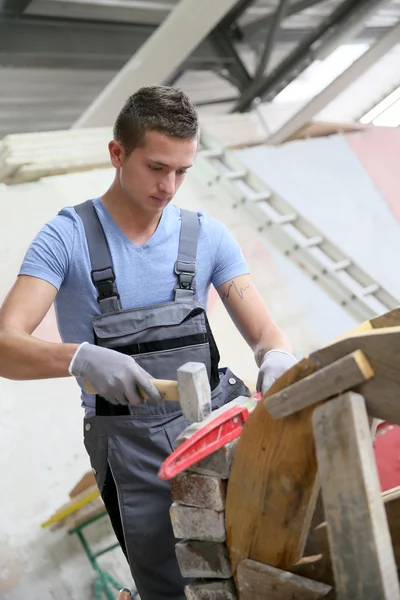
[0,0,400,137]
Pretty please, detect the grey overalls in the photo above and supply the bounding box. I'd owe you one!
[74,200,250,600]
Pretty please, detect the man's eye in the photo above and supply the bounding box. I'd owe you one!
[177,170,187,176]
[149,165,162,171]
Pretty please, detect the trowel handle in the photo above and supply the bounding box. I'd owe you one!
[83,378,179,401]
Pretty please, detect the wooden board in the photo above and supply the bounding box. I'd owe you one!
[225,322,400,581]
[310,326,400,423]
[265,350,373,419]
[331,308,400,344]
[237,559,332,599]
[313,392,400,600]
[225,358,319,576]
[383,487,400,566]
[299,487,400,586]
[370,308,400,329]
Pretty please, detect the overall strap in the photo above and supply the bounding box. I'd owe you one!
[74,200,122,314]
[174,209,199,302]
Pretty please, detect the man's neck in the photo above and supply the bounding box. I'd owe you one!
[101,187,162,244]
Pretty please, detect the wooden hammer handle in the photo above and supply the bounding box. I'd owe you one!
[83,378,179,401]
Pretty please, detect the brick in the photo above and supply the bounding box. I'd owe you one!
[188,441,238,479]
[184,579,237,600]
[175,540,232,579]
[171,472,227,510]
[170,502,225,542]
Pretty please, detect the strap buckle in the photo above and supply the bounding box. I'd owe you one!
[91,267,120,303]
[174,261,196,290]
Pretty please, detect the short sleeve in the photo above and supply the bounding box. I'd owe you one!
[201,212,249,289]
[18,210,76,291]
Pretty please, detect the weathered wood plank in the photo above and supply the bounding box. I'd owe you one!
[265,350,373,419]
[237,559,332,599]
[309,327,400,423]
[370,308,400,329]
[300,488,400,585]
[313,392,400,600]
[226,358,320,576]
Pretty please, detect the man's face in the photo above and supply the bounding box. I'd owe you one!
[109,129,197,214]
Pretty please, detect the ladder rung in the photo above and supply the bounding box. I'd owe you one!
[249,191,272,202]
[223,169,247,180]
[331,259,352,272]
[302,236,324,248]
[275,213,297,225]
[361,283,380,296]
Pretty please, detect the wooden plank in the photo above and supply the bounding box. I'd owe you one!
[300,488,400,582]
[291,551,334,588]
[226,358,320,576]
[370,308,400,329]
[309,327,400,423]
[69,471,96,498]
[313,392,400,600]
[237,559,332,599]
[331,308,400,344]
[384,487,400,567]
[226,321,400,583]
[265,350,373,419]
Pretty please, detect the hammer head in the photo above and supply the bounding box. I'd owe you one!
[177,362,212,423]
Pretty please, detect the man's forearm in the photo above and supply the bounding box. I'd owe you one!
[253,326,294,368]
[0,329,79,380]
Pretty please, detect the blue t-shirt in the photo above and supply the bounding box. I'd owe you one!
[19,198,249,415]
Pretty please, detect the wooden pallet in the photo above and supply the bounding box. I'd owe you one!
[226,309,400,599]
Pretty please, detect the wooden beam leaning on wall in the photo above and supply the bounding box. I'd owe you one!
[313,392,400,600]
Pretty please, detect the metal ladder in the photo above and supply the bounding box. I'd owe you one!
[192,134,399,322]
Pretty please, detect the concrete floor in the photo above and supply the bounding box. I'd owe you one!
[0,162,357,599]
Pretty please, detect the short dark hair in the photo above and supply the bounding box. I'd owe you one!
[113,85,199,154]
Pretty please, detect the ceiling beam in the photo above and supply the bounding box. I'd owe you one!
[254,0,289,81]
[73,0,246,128]
[0,14,231,71]
[267,20,400,144]
[0,0,31,15]
[0,9,391,71]
[211,27,252,91]
[232,0,391,112]
[241,0,325,40]
[219,0,257,29]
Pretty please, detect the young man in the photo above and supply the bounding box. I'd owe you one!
[0,85,296,599]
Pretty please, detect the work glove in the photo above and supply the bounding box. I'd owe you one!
[69,342,163,406]
[256,349,297,396]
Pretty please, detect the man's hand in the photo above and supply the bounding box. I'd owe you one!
[70,343,163,406]
[256,349,297,396]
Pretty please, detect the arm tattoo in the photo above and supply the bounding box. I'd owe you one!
[221,279,250,303]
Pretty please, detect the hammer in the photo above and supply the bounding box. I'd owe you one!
[83,361,212,423]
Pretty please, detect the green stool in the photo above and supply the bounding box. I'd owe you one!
[68,512,139,600]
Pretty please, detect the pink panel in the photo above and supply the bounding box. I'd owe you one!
[346,128,400,223]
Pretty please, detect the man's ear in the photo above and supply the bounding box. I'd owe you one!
[109,140,125,168]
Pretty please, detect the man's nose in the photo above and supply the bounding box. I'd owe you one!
[159,172,175,196]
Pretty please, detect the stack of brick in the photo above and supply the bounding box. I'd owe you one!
[169,421,239,599]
